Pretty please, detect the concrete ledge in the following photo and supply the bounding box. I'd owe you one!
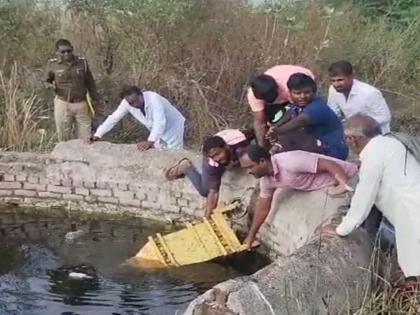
[0,140,256,227]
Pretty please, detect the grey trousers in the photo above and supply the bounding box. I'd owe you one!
[185,165,210,197]
[363,206,396,251]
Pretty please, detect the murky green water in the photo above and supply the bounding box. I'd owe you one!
[0,207,269,315]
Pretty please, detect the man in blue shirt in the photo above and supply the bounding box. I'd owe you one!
[267,73,348,160]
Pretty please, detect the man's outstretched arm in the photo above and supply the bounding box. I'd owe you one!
[92,101,128,139]
[271,112,310,135]
[204,189,219,218]
[336,151,383,236]
[243,195,273,247]
[317,158,349,184]
[253,111,269,148]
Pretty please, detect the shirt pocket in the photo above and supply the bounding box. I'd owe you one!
[55,69,71,84]
[74,67,86,80]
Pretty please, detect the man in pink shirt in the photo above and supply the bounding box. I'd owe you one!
[248,65,315,147]
[240,145,358,247]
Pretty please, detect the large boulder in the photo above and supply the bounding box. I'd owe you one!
[184,228,373,315]
[183,166,374,314]
[250,188,351,257]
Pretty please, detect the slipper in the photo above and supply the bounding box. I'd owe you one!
[165,158,190,181]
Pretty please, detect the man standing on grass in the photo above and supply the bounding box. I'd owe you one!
[46,39,100,141]
[240,145,358,248]
[326,114,420,289]
[88,86,185,151]
[247,65,315,147]
[327,60,391,133]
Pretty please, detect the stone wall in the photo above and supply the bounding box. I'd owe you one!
[0,140,256,223]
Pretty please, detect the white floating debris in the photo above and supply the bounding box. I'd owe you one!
[68,272,93,280]
[65,229,86,241]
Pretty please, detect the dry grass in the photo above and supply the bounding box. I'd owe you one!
[0,0,419,149]
[0,63,45,151]
[349,244,420,314]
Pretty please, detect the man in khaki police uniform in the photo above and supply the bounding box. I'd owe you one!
[46,39,99,141]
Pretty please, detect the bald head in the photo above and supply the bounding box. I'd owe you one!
[344,114,382,139]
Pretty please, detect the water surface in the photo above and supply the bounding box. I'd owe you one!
[0,207,268,315]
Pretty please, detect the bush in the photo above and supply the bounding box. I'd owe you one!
[0,0,419,150]
[0,63,53,151]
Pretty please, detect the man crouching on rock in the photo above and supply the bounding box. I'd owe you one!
[165,129,253,218]
[240,145,358,248]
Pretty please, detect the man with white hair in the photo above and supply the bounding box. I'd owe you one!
[333,114,420,286]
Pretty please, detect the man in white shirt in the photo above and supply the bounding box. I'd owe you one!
[330,114,420,286]
[88,86,185,150]
[327,61,391,134]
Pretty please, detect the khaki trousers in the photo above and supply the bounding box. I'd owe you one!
[54,97,91,141]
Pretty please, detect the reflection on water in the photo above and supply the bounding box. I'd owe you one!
[0,207,269,315]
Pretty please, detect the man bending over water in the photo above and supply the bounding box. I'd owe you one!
[165,129,253,217]
[240,145,358,248]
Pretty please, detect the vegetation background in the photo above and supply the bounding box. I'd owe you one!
[0,0,419,152]
[0,0,419,312]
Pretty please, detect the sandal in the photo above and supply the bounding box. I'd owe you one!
[165,158,191,181]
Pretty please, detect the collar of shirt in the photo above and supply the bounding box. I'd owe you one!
[291,104,303,112]
[208,158,219,167]
[57,56,78,66]
[359,135,381,160]
[142,95,154,118]
[347,79,362,97]
[133,97,152,124]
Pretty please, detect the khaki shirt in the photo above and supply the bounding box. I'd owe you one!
[46,56,99,103]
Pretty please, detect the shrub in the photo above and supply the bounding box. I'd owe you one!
[0,0,419,150]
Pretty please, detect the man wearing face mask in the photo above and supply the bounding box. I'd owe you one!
[46,39,100,141]
[165,129,254,217]
[88,85,185,150]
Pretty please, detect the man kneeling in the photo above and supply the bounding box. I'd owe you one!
[165,129,253,217]
[240,145,358,247]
